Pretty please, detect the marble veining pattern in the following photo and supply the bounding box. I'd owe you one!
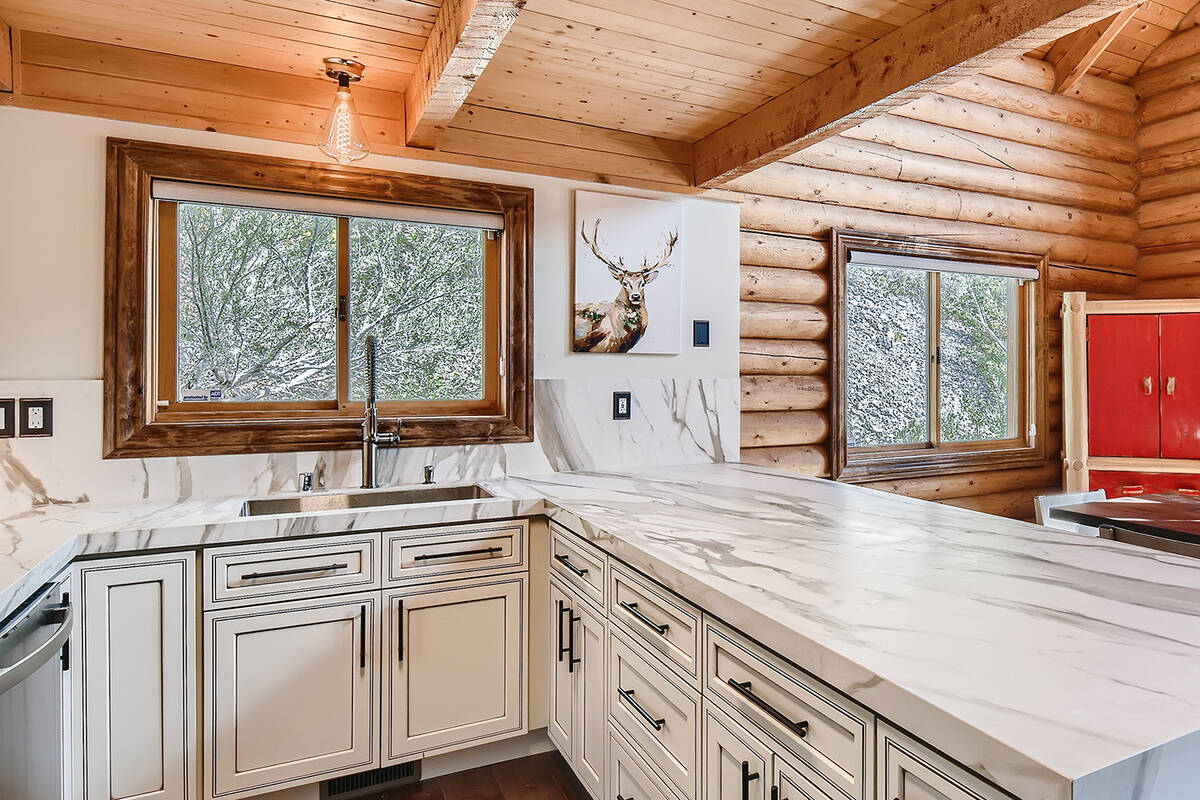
[0,377,737,517]
[3,462,1200,800]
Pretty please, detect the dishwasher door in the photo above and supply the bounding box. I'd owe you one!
[0,581,72,800]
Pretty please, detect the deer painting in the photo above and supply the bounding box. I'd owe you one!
[573,219,679,353]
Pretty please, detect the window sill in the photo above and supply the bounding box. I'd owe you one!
[103,414,534,459]
[834,442,1047,483]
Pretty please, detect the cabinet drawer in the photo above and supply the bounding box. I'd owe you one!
[385,520,527,585]
[550,523,606,608]
[609,630,700,800]
[609,725,681,800]
[609,562,700,687]
[705,620,872,800]
[879,723,1012,800]
[204,534,380,609]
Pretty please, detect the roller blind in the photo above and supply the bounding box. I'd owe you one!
[847,249,1039,281]
[152,179,506,232]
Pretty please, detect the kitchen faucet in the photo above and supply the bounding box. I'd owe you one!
[362,335,398,489]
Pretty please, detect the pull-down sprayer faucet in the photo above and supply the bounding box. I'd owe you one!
[361,335,398,488]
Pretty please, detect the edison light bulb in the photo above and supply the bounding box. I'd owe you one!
[318,76,370,165]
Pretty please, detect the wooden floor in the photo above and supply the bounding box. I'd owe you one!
[378,751,591,800]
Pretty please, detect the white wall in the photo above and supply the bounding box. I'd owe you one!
[0,107,739,381]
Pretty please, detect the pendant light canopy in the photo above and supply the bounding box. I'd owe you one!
[318,57,370,165]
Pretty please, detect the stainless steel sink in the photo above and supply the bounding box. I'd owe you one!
[240,484,493,517]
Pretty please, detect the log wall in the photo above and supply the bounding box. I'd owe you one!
[731,56,1142,519]
[1134,26,1200,297]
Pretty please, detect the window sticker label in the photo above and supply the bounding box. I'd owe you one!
[181,389,223,402]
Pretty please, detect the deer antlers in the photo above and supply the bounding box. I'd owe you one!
[580,219,678,275]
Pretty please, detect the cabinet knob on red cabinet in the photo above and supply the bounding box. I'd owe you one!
[1167,376,1177,396]
[1179,488,1200,496]
[1142,376,1154,395]
[1119,485,1146,496]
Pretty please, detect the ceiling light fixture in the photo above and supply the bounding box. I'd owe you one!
[319,57,370,165]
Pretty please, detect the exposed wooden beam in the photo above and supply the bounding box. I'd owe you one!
[0,19,13,93]
[405,0,524,149]
[692,0,1141,187]
[1046,5,1143,94]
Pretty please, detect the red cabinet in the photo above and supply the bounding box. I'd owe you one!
[1159,314,1200,459]
[1087,314,1160,457]
[1087,313,1200,460]
[1089,470,1200,498]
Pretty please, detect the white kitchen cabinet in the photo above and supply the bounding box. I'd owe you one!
[878,723,1010,800]
[384,575,526,762]
[705,705,771,800]
[205,592,379,799]
[549,578,605,799]
[73,552,197,800]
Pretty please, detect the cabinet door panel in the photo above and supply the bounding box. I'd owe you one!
[1087,314,1160,457]
[548,581,575,758]
[385,577,526,761]
[704,706,770,800]
[1160,314,1200,459]
[206,594,378,799]
[574,597,606,799]
[76,553,196,800]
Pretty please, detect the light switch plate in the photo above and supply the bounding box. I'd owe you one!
[0,399,13,438]
[612,391,632,420]
[18,398,53,438]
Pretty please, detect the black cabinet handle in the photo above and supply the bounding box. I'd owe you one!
[727,678,809,739]
[617,687,665,731]
[771,786,779,800]
[557,600,567,663]
[397,598,404,661]
[741,761,760,800]
[242,562,348,580]
[413,546,503,561]
[617,796,632,800]
[359,605,367,669]
[618,600,668,635]
[554,553,589,577]
[567,608,581,673]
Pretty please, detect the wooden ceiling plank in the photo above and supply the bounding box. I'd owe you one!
[729,0,898,40]
[1046,5,1143,93]
[692,0,1143,187]
[0,18,11,92]
[515,11,800,95]
[405,0,524,148]
[486,44,768,113]
[0,0,427,60]
[0,7,415,87]
[525,0,823,76]
[556,0,854,65]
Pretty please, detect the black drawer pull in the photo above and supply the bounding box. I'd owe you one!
[554,553,589,577]
[617,687,665,731]
[741,762,760,800]
[618,600,669,635]
[242,562,348,580]
[413,546,503,561]
[728,678,809,738]
[617,796,633,800]
[771,787,779,800]
[359,605,367,670]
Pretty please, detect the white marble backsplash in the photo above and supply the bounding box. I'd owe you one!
[0,377,738,515]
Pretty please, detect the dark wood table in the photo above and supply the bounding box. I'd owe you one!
[1052,492,1200,556]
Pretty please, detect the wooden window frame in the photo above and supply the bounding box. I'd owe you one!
[104,138,533,458]
[830,229,1047,483]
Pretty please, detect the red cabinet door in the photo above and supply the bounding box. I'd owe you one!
[1087,314,1160,457]
[1160,313,1200,459]
[1089,470,1200,497]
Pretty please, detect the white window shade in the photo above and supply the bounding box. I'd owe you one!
[848,249,1039,281]
[152,179,506,232]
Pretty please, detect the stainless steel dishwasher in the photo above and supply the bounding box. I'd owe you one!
[0,579,72,800]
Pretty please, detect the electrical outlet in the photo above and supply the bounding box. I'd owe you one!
[18,398,53,438]
[693,320,710,347]
[0,399,14,438]
[612,391,632,420]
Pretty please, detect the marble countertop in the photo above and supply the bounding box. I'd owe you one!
[4,463,1199,800]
